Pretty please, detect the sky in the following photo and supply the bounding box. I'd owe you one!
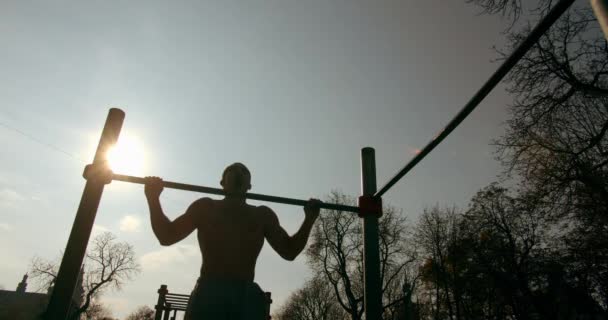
[1,0,516,318]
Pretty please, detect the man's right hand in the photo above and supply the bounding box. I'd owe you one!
[144,176,164,199]
[304,199,322,220]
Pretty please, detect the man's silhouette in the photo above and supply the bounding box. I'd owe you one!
[144,163,321,320]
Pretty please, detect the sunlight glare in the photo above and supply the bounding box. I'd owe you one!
[106,134,146,176]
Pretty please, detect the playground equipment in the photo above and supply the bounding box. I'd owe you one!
[44,0,575,319]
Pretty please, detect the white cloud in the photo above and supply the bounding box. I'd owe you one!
[0,223,12,232]
[140,245,199,271]
[0,188,25,206]
[92,224,112,237]
[99,296,130,316]
[119,215,142,233]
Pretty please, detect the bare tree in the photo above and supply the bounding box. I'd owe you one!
[305,191,417,320]
[274,276,347,320]
[125,305,155,320]
[415,192,551,320]
[415,206,463,320]
[30,256,57,292]
[30,232,140,320]
[465,0,608,309]
[465,186,548,320]
[499,3,608,309]
[467,0,524,23]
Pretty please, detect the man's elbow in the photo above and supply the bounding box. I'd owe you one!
[153,227,175,246]
[282,248,301,261]
[157,235,175,246]
[159,239,173,246]
[282,253,297,261]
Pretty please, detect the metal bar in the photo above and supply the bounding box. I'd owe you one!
[374,0,576,198]
[45,108,125,320]
[166,293,191,298]
[361,147,382,320]
[165,306,188,310]
[591,0,608,40]
[164,303,188,308]
[112,173,361,214]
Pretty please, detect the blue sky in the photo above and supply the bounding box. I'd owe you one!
[1,0,513,318]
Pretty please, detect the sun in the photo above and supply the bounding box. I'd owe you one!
[106,134,146,176]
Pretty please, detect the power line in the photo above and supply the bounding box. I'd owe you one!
[0,121,86,164]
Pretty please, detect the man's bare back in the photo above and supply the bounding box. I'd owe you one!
[195,198,266,281]
[144,163,321,283]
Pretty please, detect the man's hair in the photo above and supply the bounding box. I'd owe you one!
[222,162,251,180]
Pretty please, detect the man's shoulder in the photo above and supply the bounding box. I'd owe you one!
[254,205,278,223]
[191,197,215,210]
[254,204,273,214]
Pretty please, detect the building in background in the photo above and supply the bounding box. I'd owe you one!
[0,267,84,320]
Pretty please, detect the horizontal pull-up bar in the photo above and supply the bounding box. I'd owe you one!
[374,0,575,198]
[112,173,361,214]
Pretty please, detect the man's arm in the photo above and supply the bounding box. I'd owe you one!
[262,199,321,261]
[145,176,205,246]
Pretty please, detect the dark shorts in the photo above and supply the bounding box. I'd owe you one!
[184,278,268,320]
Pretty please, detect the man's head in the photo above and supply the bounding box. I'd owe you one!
[220,162,251,195]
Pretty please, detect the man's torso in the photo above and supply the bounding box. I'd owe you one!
[196,199,266,281]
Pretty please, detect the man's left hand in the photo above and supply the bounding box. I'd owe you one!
[144,176,164,199]
[304,199,322,220]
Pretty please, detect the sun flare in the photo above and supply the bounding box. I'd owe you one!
[106,134,146,175]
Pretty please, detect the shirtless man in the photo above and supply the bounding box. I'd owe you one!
[144,163,321,320]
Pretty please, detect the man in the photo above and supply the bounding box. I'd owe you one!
[144,163,321,319]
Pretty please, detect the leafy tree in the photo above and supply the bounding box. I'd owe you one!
[417,185,607,319]
[84,299,114,320]
[125,305,155,320]
[30,232,140,320]
[274,276,347,320]
[305,191,417,320]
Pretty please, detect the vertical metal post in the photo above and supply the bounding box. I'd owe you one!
[361,147,382,320]
[45,108,125,320]
[155,285,168,320]
[592,0,608,40]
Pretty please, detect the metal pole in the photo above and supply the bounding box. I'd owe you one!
[361,147,382,320]
[112,173,361,214]
[154,285,168,320]
[45,108,125,320]
[592,0,608,40]
[374,0,576,198]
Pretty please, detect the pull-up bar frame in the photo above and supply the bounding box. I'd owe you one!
[45,109,382,320]
[113,174,360,213]
[375,0,576,198]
